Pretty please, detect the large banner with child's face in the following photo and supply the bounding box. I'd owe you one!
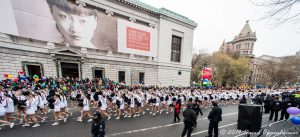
[0,0,158,56]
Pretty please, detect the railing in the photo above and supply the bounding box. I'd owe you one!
[258,120,299,137]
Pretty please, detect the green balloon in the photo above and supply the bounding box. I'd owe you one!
[62,86,67,91]
[33,74,39,79]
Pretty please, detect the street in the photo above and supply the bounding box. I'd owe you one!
[0,104,284,137]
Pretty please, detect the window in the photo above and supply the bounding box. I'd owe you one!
[118,71,125,83]
[245,43,250,48]
[139,72,145,84]
[236,44,241,49]
[22,61,43,78]
[27,65,42,78]
[93,68,104,79]
[171,35,182,62]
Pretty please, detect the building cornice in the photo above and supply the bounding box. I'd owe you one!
[87,0,197,28]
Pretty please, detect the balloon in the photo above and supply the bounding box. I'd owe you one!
[13,78,19,82]
[287,107,300,115]
[34,78,39,82]
[33,74,39,79]
[18,70,24,75]
[7,75,13,79]
[20,76,27,80]
[3,74,8,77]
[21,80,25,83]
[41,83,46,88]
[201,68,212,80]
[62,86,67,91]
[42,77,47,81]
[290,116,300,125]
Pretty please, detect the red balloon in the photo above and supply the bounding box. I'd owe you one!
[13,78,19,82]
[201,68,212,80]
[4,74,8,77]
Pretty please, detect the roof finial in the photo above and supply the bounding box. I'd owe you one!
[246,20,249,24]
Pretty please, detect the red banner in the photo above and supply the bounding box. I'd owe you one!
[126,27,150,51]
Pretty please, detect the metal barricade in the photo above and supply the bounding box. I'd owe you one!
[258,120,299,137]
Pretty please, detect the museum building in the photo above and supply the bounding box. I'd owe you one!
[0,0,197,86]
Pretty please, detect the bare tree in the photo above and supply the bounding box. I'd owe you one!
[251,0,300,26]
[262,58,298,88]
[191,50,211,82]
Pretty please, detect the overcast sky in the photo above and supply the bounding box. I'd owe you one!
[140,0,300,57]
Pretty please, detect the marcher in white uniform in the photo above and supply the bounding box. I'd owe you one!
[77,95,92,122]
[4,94,14,123]
[98,95,111,120]
[23,94,40,128]
[0,97,14,129]
[52,94,64,126]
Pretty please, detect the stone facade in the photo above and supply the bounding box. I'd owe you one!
[0,0,196,86]
[219,20,256,57]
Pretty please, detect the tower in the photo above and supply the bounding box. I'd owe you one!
[231,20,257,57]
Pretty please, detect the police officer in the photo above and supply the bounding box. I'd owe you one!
[269,96,282,122]
[263,94,272,113]
[206,101,222,137]
[280,98,296,120]
[253,95,262,105]
[193,99,203,117]
[281,91,288,101]
[239,95,247,104]
[91,112,105,137]
[193,99,203,127]
[181,104,197,137]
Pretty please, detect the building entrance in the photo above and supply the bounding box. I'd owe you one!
[61,62,79,78]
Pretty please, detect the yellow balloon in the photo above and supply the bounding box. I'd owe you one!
[8,75,13,79]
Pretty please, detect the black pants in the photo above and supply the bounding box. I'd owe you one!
[208,121,219,137]
[264,105,270,113]
[269,110,279,121]
[280,109,289,120]
[174,112,180,122]
[181,122,193,137]
[93,132,105,137]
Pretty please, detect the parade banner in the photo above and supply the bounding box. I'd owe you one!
[117,19,158,57]
[0,0,119,51]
